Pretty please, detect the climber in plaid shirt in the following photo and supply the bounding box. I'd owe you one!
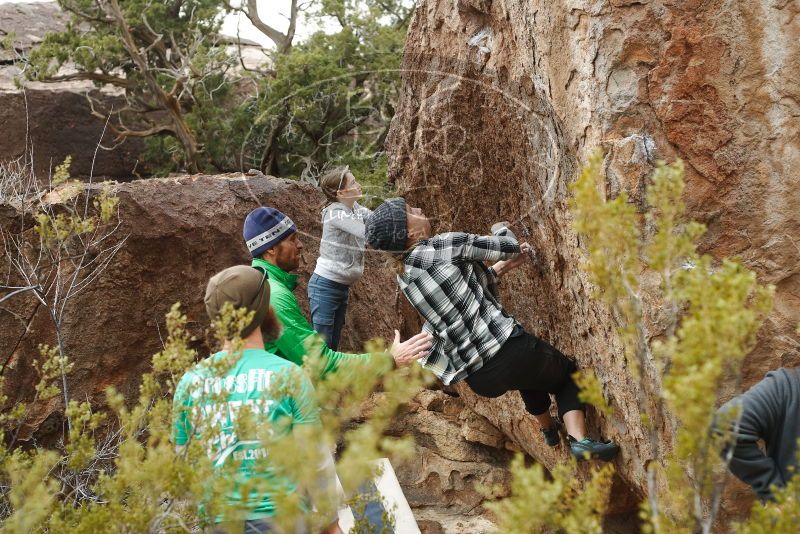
[398,231,521,384]
[365,198,620,462]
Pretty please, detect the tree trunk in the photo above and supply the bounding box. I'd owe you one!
[166,95,201,173]
[108,0,201,173]
[259,116,287,175]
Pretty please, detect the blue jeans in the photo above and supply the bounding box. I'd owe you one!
[353,481,390,533]
[308,273,350,351]
[210,517,307,533]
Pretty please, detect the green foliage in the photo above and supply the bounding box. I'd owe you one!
[19,0,235,173]
[2,449,60,533]
[32,344,74,402]
[568,151,777,532]
[35,211,95,244]
[662,257,772,458]
[6,158,121,422]
[570,151,643,373]
[223,0,411,185]
[94,184,120,224]
[16,0,411,177]
[0,32,14,55]
[737,447,800,533]
[0,298,429,532]
[64,401,107,470]
[32,157,120,246]
[27,0,221,79]
[52,155,72,186]
[141,136,182,175]
[486,455,614,534]
[574,369,614,417]
[643,160,705,274]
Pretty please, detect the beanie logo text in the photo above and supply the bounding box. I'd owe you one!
[246,216,295,253]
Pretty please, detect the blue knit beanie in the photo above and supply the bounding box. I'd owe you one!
[365,198,408,252]
[243,207,297,258]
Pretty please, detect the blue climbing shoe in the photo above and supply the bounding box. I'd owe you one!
[568,436,620,462]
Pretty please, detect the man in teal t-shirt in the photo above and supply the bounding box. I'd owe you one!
[173,265,341,534]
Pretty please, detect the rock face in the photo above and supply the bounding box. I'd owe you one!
[0,2,67,68]
[387,389,512,531]
[0,2,144,179]
[0,90,146,180]
[0,172,512,530]
[0,174,397,438]
[386,0,799,523]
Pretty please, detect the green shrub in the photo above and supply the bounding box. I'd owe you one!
[486,152,783,533]
[0,302,430,532]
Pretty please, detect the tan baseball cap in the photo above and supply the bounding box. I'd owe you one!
[204,265,269,338]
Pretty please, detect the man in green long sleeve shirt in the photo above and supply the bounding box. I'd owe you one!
[243,206,432,376]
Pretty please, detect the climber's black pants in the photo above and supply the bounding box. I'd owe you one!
[465,331,584,419]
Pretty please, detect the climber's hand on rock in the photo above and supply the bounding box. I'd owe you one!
[494,243,533,275]
[390,330,433,368]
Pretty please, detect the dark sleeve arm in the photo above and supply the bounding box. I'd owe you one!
[450,233,520,263]
[716,373,787,500]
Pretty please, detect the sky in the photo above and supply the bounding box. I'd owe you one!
[220,0,329,47]
[0,0,318,48]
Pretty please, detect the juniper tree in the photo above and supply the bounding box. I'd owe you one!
[17,0,235,173]
[235,0,413,190]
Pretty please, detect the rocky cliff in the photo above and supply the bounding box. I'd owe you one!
[386,0,799,521]
[2,0,799,530]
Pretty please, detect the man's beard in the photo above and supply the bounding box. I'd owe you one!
[261,307,283,342]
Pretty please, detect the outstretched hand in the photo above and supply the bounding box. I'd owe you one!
[507,242,533,269]
[389,330,433,368]
[493,242,533,275]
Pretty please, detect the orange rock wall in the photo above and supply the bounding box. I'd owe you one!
[386,0,800,521]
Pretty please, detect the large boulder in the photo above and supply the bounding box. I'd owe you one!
[0,2,144,179]
[0,90,146,180]
[0,172,514,530]
[386,0,799,523]
[0,173,399,438]
[384,388,513,532]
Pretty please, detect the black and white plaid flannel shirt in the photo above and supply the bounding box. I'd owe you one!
[398,232,521,385]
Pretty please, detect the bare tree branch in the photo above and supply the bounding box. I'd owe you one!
[38,72,137,89]
[0,285,40,305]
[60,2,115,24]
[85,92,176,140]
[225,0,298,53]
[107,0,201,171]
